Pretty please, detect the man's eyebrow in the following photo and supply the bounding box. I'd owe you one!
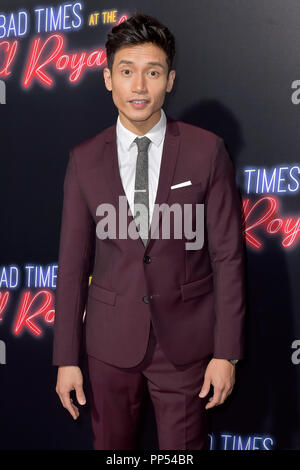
[117,60,165,69]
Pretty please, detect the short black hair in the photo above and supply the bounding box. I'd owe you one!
[105,12,175,74]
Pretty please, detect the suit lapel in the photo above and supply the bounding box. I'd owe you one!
[102,114,180,251]
[146,116,180,251]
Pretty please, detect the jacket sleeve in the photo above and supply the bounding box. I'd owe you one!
[52,149,95,366]
[205,137,246,360]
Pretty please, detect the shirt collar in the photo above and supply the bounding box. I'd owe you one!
[116,108,167,151]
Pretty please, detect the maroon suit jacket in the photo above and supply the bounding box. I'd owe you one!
[52,114,246,368]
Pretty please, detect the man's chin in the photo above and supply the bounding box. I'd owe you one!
[122,109,153,123]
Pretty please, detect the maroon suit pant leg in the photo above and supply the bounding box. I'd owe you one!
[86,324,212,450]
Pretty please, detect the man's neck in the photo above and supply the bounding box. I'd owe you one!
[118,109,162,136]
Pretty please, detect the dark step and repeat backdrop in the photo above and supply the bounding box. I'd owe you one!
[0,0,300,450]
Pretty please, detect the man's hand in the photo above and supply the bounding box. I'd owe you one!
[55,366,86,419]
[199,358,235,409]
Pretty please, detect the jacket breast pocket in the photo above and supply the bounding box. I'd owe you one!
[168,181,203,204]
[88,282,117,306]
[180,271,214,301]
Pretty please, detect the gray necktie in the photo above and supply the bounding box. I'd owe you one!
[133,136,151,246]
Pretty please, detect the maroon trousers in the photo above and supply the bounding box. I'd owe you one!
[87,323,212,450]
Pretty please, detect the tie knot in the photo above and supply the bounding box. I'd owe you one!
[134,136,151,153]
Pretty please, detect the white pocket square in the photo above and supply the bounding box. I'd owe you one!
[171,180,192,190]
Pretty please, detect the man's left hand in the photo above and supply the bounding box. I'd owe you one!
[199,358,235,409]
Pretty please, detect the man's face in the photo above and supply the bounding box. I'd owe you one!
[103,42,175,132]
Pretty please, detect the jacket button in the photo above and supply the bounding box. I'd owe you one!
[142,295,149,303]
[143,255,151,264]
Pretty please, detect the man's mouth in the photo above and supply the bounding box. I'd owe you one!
[128,99,150,110]
[129,99,149,103]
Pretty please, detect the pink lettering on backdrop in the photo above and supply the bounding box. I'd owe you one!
[242,196,300,248]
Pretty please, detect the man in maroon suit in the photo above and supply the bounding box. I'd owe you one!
[53,13,246,450]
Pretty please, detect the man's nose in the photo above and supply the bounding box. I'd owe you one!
[132,72,147,93]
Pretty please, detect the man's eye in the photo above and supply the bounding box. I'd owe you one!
[149,71,159,77]
[122,69,131,75]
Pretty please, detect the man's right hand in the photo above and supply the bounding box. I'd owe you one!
[55,366,86,420]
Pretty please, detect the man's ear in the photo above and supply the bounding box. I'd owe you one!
[103,67,112,91]
[166,69,176,93]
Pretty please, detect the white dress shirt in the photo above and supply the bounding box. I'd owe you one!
[116,108,167,225]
